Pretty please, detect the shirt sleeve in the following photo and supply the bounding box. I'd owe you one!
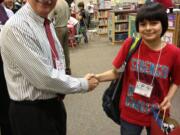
[1,24,88,94]
[112,37,133,70]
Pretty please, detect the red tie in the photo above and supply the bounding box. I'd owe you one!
[44,18,59,68]
[44,19,65,100]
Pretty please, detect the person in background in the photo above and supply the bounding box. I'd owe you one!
[86,0,94,26]
[3,0,13,10]
[146,0,173,10]
[93,2,180,135]
[64,0,72,7]
[155,0,174,12]
[77,2,88,43]
[2,0,14,18]
[13,0,26,13]
[50,0,71,75]
[0,0,98,135]
[70,0,76,18]
[0,1,13,135]
[87,0,94,14]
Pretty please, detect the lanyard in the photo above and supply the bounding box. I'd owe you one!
[137,42,163,85]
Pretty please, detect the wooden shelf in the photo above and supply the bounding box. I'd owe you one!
[115,20,128,23]
[98,17,108,19]
[108,9,136,44]
[98,33,108,35]
[168,27,175,30]
[98,9,111,35]
[115,30,128,33]
[99,25,108,27]
[98,8,112,11]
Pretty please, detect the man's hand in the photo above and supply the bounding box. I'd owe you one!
[84,73,99,91]
[84,73,95,80]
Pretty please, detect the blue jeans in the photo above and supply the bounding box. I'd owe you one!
[120,119,150,135]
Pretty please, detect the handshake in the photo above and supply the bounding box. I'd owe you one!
[84,73,100,91]
[83,69,117,91]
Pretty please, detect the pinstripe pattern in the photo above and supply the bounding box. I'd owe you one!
[0,3,88,101]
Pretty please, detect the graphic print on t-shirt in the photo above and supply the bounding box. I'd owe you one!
[125,58,169,114]
[131,58,169,79]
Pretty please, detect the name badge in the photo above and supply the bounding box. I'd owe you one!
[55,59,61,70]
[55,59,65,73]
[134,81,153,98]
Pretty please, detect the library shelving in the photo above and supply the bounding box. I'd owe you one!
[108,9,136,44]
[162,12,180,46]
[98,8,112,35]
[128,13,139,38]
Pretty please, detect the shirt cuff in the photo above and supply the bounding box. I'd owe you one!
[78,78,89,92]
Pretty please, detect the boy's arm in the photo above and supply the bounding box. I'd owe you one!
[160,83,178,110]
[95,68,119,82]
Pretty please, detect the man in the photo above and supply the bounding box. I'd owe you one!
[3,0,13,10]
[77,2,88,43]
[0,1,13,135]
[50,0,72,75]
[87,0,94,15]
[0,0,98,135]
[86,0,94,25]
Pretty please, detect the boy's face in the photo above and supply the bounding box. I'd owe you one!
[138,20,162,42]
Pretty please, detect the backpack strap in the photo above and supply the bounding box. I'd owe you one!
[117,37,142,73]
[125,37,142,63]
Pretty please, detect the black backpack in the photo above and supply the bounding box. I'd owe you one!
[102,37,142,125]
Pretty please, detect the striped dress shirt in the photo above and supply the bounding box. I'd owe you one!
[0,3,88,101]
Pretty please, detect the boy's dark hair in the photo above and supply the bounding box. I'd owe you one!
[78,2,84,8]
[135,2,168,37]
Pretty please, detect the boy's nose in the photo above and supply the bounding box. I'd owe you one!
[145,24,151,30]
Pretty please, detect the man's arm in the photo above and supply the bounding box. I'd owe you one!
[1,24,97,94]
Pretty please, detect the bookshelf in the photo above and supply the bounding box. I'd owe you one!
[108,9,136,44]
[128,13,140,38]
[98,8,111,35]
[162,12,180,46]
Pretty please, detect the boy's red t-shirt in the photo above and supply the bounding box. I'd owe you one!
[113,37,180,126]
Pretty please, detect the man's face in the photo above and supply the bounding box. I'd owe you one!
[28,0,57,18]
